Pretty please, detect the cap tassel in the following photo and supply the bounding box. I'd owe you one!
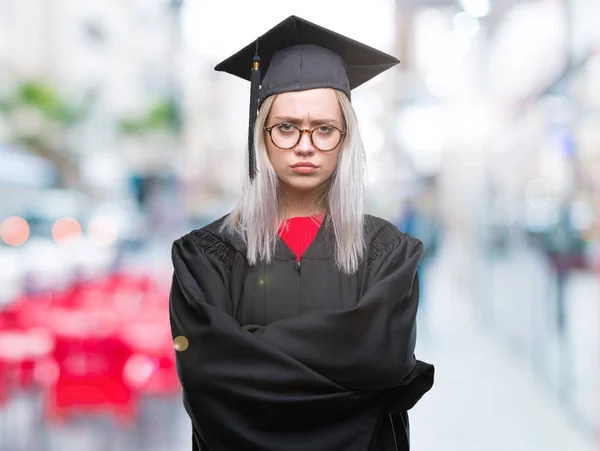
[248,54,261,181]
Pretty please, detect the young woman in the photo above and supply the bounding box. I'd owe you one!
[170,15,434,451]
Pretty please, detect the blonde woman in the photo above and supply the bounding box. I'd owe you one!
[170,15,434,451]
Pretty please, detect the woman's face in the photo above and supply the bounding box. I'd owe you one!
[265,88,344,193]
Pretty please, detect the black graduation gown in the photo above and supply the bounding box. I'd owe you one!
[169,214,434,451]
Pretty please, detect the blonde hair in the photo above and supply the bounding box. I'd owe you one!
[221,90,366,274]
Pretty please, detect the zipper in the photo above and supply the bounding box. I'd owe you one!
[296,258,302,309]
[389,413,399,451]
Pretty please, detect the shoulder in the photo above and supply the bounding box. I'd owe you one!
[175,214,245,268]
[363,214,409,245]
[363,215,422,265]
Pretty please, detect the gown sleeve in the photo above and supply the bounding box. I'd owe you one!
[251,224,434,412]
[169,230,392,451]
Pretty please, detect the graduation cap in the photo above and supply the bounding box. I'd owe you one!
[214,15,400,181]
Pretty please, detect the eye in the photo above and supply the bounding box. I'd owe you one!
[317,126,335,134]
[277,123,295,133]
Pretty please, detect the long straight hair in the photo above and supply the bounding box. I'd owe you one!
[221,90,366,274]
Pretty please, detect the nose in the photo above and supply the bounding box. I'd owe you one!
[294,130,316,155]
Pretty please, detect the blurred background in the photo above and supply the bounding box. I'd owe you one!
[0,0,598,450]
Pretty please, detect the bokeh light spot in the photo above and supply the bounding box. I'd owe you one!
[52,217,82,244]
[87,215,119,246]
[0,216,30,246]
[124,354,159,388]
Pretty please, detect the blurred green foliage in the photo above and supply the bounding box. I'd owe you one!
[119,98,180,135]
[0,80,86,126]
[0,80,86,185]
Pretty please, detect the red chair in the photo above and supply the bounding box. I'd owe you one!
[0,324,55,390]
[43,309,136,425]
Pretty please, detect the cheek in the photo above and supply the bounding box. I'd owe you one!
[266,142,282,166]
[322,152,340,176]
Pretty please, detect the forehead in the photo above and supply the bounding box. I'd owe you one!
[268,88,341,119]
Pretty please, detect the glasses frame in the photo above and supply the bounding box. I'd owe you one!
[264,123,347,152]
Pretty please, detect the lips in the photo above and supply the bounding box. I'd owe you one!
[291,162,318,174]
[291,162,318,168]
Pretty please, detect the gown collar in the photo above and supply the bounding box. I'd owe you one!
[275,216,333,260]
[206,214,334,261]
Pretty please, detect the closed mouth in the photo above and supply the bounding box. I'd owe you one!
[291,162,318,168]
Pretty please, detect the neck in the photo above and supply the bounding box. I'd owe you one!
[282,187,325,218]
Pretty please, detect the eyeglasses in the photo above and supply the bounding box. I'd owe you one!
[264,123,346,152]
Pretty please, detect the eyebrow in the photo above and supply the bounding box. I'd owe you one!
[271,116,341,127]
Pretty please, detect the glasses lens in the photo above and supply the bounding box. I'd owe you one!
[312,126,342,151]
[271,124,300,149]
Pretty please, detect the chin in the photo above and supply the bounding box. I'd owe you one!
[282,176,327,192]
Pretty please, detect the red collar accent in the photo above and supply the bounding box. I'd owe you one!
[278,215,324,261]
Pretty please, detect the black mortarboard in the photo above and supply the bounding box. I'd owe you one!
[214,15,400,181]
